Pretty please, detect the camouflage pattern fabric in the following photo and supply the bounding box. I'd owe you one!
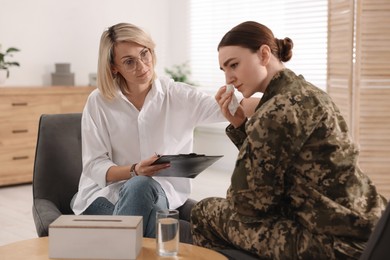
[191,69,387,260]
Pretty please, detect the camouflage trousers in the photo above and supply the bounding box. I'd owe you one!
[191,197,361,260]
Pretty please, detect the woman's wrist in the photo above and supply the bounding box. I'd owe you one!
[130,163,138,178]
[231,117,247,128]
[133,163,138,175]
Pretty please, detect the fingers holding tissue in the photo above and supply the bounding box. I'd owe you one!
[216,85,247,128]
[223,84,240,116]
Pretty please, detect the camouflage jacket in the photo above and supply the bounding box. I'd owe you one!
[226,69,387,240]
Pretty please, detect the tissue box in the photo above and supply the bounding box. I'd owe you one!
[49,215,143,259]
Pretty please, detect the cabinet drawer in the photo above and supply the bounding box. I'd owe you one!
[0,121,38,147]
[0,95,64,121]
[0,146,35,182]
[0,146,35,163]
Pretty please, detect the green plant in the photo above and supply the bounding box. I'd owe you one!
[164,62,196,85]
[0,45,20,78]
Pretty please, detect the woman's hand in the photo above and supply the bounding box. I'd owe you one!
[215,86,247,128]
[134,154,170,176]
[106,155,170,182]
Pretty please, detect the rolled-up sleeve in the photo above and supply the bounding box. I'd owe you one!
[81,98,116,188]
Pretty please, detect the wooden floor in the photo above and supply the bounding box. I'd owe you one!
[0,169,231,246]
[0,184,37,246]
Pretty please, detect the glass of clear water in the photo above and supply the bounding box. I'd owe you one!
[156,209,179,256]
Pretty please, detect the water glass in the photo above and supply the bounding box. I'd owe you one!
[156,209,179,256]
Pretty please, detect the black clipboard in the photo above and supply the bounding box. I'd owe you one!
[152,153,223,178]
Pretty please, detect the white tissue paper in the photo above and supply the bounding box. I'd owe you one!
[224,84,239,115]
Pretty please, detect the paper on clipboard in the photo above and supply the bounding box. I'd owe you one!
[152,153,223,178]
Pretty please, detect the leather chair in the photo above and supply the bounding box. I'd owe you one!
[32,113,196,243]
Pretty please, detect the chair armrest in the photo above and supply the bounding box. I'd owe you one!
[178,198,197,222]
[217,249,260,260]
[360,201,390,260]
[32,198,62,237]
[177,198,197,244]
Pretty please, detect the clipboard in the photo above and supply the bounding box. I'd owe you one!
[152,153,223,178]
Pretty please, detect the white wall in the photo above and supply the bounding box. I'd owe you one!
[1,0,237,174]
[193,123,238,173]
[0,0,190,86]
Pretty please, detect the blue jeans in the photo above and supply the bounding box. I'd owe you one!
[83,176,169,238]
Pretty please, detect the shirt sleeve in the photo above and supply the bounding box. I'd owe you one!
[229,94,324,216]
[81,95,116,188]
[225,119,248,149]
[169,81,226,125]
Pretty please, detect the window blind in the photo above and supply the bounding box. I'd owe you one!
[328,0,390,199]
[189,0,328,90]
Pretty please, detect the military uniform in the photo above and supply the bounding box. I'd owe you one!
[191,69,387,259]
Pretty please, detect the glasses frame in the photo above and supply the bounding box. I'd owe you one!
[119,48,152,72]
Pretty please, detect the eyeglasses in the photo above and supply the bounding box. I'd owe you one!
[121,48,152,72]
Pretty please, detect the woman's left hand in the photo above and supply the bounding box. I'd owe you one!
[135,155,170,176]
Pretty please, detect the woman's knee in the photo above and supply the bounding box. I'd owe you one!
[191,201,203,224]
[121,176,160,194]
[83,197,114,215]
[191,198,226,221]
[114,176,168,216]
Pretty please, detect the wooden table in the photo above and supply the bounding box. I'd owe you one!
[0,237,227,260]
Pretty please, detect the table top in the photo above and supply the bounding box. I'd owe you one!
[0,236,227,260]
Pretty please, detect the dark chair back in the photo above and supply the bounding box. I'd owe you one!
[360,201,390,260]
[32,113,82,236]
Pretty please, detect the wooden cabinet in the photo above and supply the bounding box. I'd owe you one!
[0,86,95,186]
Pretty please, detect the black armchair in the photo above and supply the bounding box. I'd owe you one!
[360,201,390,260]
[32,113,196,243]
[32,113,82,237]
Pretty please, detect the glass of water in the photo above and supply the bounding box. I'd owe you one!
[156,209,179,256]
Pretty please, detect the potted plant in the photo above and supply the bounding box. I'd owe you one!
[0,45,20,83]
[165,62,196,85]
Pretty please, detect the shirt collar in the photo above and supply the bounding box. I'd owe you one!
[117,78,164,103]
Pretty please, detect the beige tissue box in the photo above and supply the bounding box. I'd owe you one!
[49,215,143,259]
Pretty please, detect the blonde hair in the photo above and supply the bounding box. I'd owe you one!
[97,23,157,100]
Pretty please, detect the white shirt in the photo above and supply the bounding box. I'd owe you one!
[72,77,226,214]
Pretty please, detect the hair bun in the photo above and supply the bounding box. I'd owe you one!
[276,37,294,62]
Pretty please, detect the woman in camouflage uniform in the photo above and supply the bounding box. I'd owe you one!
[191,21,387,259]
